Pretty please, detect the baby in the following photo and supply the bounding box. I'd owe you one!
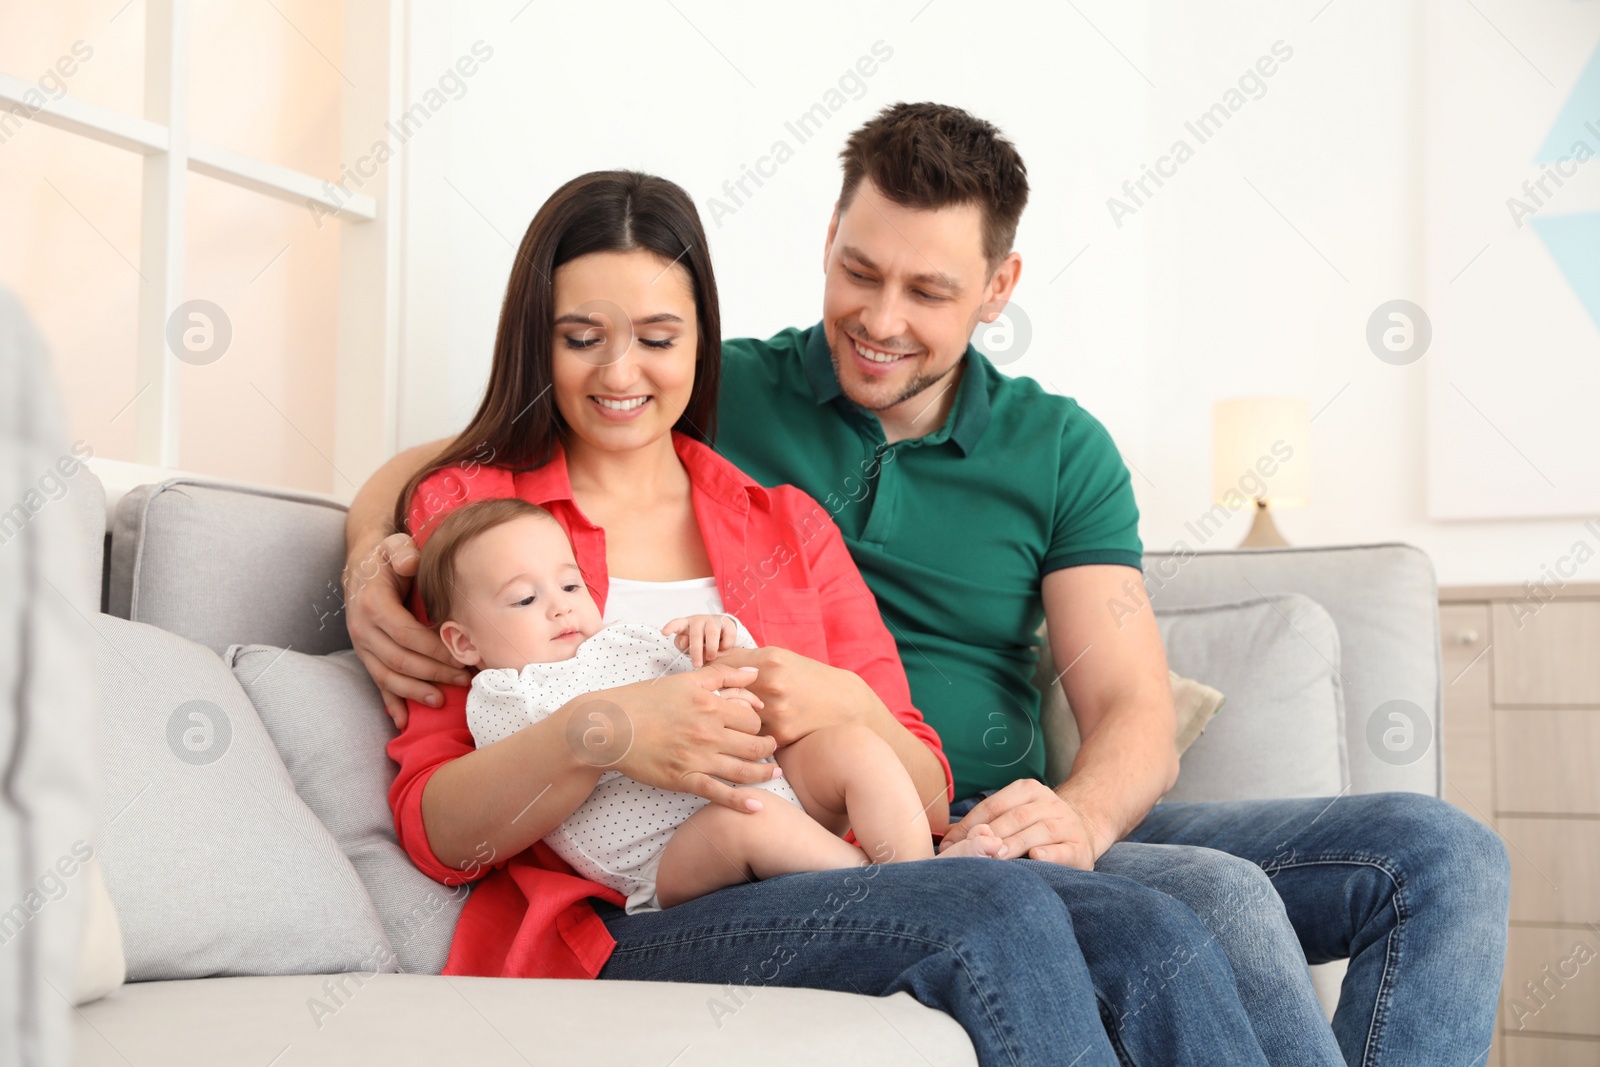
[415,497,1000,915]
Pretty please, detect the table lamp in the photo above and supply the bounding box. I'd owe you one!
[1211,396,1310,548]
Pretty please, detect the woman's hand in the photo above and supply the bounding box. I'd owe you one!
[420,662,778,869]
[711,646,869,747]
[344,531,471,728]
[596,662,785,812]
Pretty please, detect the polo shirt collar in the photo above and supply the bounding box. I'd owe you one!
[801,321,992,456]
[802,322,844,405]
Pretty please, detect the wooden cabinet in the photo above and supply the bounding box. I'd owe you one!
[1441,584,1600,1067]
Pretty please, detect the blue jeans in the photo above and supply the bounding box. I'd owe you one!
[595,854,1272,1066]
[595,790,1508,1066]
[947,790,1345,1064]
[1125,793,1511,1067]
[1092,841,1344,1065]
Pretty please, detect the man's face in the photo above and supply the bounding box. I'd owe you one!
[820,178,1018,419]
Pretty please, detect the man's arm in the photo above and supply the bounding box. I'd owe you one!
[342,436,465,726]
[344,436,454,563]
[1040,564,1179,855]
[939,563,1178,867]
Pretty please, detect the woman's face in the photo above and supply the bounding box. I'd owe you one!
[549,249,699,455]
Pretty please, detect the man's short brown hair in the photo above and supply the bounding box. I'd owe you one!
[838,102,1029,266]
[416,498,560,628]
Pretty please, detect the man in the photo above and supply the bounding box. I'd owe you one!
[344,104,1509,1065]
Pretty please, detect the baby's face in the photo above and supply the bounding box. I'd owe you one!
[440,515,603,670]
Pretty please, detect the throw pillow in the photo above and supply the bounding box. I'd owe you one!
[226,645,465,974]
[93,613,394,980]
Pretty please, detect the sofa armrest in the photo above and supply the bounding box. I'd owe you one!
[107,479,352,656]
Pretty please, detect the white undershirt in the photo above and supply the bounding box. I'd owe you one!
[602,576,725,629]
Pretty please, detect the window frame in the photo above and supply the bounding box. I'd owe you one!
[0,0,401,489]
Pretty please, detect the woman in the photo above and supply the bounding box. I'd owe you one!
[347,170,1272,1066]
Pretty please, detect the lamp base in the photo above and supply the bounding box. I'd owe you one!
[1239,500,1289,548]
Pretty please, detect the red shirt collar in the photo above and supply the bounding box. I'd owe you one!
[511,431,769,519]
[507,432,772,618]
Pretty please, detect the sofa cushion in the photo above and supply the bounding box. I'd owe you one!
[1143,544,1438,796]
[72,974,978,1066]
[226,645,465,974]
[93,613,393,980]
[107,479,351,656]
[1154,594,1348,802]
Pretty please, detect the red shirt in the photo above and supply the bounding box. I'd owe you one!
[387,432,954,980]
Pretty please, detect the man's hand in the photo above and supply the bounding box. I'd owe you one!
[344,531,471,728]
[937,778,1111,869]
[712,646,866,747]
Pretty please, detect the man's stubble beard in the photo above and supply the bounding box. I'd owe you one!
[830,347,962,413]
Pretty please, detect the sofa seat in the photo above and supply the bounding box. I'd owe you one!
[73,974,978,1066]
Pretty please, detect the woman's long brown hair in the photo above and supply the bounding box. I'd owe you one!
[393,170,722,538]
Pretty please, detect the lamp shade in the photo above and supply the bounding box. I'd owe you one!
[1211,396,1310,508]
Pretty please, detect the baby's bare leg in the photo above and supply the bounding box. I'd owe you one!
[774,723,1003,864]
[654,795,868,910]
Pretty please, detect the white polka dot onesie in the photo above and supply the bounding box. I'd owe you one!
[466,621,801,914]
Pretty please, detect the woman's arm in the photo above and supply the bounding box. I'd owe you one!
[417,699,602,872]
[392,665,785,879]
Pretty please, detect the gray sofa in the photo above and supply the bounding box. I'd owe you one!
[37,464,1448,1067]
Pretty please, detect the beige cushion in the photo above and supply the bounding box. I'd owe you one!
[73,974,978,1066]
[1039,666,1224,785]
[71,858,125,1006]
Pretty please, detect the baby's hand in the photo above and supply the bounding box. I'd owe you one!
[662,614,739,668]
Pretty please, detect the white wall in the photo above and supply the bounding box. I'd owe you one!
[396,0,1594,587]
[1134,0,1594,588]
[396,0,1151,477]
[1422,0,1600,522]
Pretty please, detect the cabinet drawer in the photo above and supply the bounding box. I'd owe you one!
[1501,818,1600,924]
[1502,926,1600,1037]
[1496,710,1600,815]
[1503,1033,1600,1066]
[1492,601,1600,705]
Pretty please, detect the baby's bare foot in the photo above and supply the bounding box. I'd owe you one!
[935,824,1004,859]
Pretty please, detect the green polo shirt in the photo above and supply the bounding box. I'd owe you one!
[716,322,1144,798]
